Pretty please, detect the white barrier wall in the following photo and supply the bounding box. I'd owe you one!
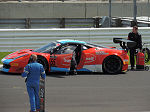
[0,27,150,52]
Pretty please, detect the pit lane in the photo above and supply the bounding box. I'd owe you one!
[0,68,150,112]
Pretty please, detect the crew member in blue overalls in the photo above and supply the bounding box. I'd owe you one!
[22,54,46,112]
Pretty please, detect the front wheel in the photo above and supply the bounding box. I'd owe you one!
[103,55,122,74]
[37,56,49,73]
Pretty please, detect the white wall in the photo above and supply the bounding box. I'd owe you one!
[0,27,150,52]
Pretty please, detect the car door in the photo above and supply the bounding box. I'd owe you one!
[50,44,76,72]
[79,47,97,72]
[50,44,91,72]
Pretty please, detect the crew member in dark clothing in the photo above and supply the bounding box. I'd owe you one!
[69,45,82,75]
[128,26,142,70]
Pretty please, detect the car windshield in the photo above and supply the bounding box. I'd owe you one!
[34,42,61,53]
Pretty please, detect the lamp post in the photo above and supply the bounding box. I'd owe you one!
[133,0,137,26]
[148,0,149,22]
[109,0,111,27]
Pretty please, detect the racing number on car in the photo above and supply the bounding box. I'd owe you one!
[50,58,56,67]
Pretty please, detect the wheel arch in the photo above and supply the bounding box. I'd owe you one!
[102,54,123,73]
[37,55,49,72]
[102,54,123,64]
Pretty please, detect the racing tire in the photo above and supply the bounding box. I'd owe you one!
[102,55,123,74]
[37,56,49,73]
[142,48,150,63]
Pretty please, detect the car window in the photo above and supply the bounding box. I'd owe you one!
[34,42,61,53]
[83,45,88,50]
[55,45,77,54]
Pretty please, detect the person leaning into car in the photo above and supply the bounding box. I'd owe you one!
[22,54,46,112]
[70,45,82,75]
[128,26,142,70]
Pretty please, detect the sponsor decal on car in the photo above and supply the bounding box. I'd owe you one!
[86,57,95,61]
[64,58,71,63]
[85,53,96,63]
[62,56,72,66]
[96,51,108,55]
[10,63,19,67]
[123,59,129,64]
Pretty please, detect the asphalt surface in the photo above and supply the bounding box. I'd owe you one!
[0,70,150,112]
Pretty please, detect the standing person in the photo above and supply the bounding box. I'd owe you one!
[69,45,82,75]
[128,26,142,70]
[22,54,46,112]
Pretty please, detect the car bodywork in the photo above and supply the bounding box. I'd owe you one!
[1,39,129,74]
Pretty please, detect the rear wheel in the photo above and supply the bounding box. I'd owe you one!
[103,55,122,74]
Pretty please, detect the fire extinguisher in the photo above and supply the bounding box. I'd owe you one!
[136,51,145,69]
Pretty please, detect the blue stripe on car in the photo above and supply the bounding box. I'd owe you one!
[51,67,70,72]
[51,67,92,72]
[2,59,13,64]
[1,68,9,72]
[58,40,86,44]
[77,68,92,72]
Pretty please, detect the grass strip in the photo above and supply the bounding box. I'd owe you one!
[0,52,12,64]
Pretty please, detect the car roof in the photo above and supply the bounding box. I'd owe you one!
[57,39,86,44]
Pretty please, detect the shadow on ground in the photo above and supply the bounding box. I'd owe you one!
[0,71,127,78]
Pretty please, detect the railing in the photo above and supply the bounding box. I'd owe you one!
[0,0,149,3]
[0,27,150,52]
[0,18,149,29]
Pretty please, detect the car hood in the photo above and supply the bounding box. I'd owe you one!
[4,49,33,59]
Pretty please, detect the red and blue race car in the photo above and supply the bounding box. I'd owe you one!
[1,39,133,74]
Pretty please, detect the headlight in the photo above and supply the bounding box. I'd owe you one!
[13,54,29,60]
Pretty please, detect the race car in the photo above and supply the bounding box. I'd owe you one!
[1,39,131,74]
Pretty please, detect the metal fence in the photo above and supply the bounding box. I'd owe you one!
[0,0,149,2]
[0,27,150,52]
[0,18,149,29]
[0,18,95,29]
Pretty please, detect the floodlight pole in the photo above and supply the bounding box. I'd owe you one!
[109,0,111,27]
[148,0,149,22]
[133,0,137,25]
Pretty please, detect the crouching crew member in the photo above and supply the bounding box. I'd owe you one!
[22,54,46,112]
[128,26,142,70]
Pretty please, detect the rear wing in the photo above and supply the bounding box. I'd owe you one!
[113,38,136,49]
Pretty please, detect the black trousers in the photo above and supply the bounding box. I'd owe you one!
[130,49,136,68]
[70,55,77,72]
